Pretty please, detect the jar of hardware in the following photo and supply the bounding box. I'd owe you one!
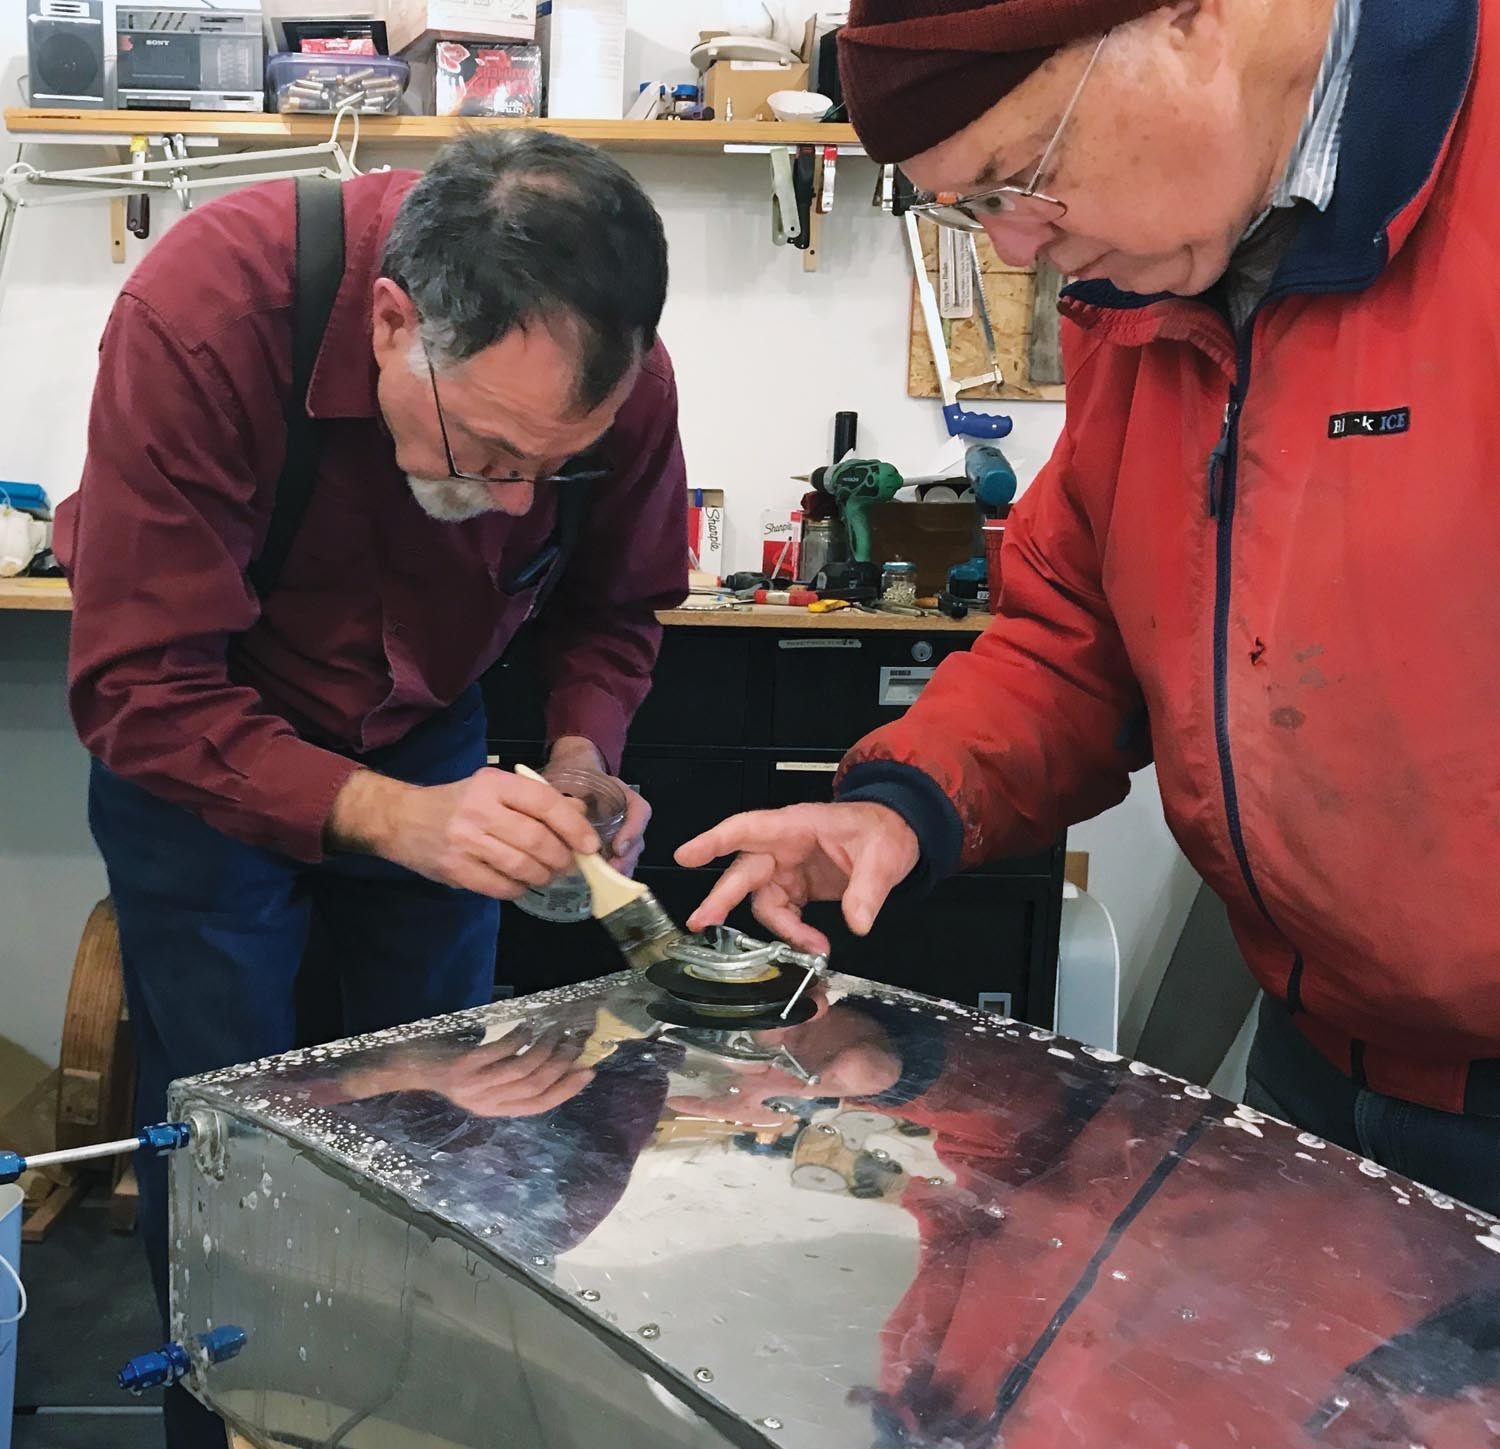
[513,768,629,923]
[880,559,918,608]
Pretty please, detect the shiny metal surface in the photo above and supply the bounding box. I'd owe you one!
[170,970,1500,1448]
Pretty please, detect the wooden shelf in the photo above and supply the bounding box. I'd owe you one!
[0,578,71,612]
[3,109,862,156]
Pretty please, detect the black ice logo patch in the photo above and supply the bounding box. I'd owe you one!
[1328,407,1411,440]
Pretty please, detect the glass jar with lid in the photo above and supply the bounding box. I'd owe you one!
[880,559,918,608]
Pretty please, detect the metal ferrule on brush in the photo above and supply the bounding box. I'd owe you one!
[600,895,686,970]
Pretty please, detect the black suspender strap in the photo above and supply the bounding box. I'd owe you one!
[533,477,591,616]
[248,176,347,599]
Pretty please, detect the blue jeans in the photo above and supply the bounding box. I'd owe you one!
[89,689,499,1448]
[1245,994,1500,1215]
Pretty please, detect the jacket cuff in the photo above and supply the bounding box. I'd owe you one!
[836,761,964,894]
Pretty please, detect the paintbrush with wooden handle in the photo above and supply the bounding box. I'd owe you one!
[514,763,685,969]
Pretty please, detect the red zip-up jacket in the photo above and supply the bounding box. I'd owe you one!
[839,0,1499,1115]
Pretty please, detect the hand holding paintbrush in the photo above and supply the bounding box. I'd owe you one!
[514,764,685,969]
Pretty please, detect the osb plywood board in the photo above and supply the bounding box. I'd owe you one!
[907,218,1066,404]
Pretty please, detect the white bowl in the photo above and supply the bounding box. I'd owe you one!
[768,90,833,123]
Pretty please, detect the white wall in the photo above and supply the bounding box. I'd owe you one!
[0,1,1195,1066]
[0,615,106,1065]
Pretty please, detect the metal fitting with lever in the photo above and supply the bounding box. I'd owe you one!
[0,1119,193,1186]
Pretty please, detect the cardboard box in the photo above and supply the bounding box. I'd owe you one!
[388,0,534,55]
[537,0,627,119]
[688,488,725,579]
[703,58,808,122]
[433,40,541,116]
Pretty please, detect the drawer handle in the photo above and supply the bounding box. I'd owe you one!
[775,762,840,774]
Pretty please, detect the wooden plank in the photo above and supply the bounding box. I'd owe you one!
[229,1432,293,1449]
[0,578,72,611]
[109,1163,140,1236]
[1028,261,1065,387]
[2,108,861,155]
[1064,851,1090,893]
[906,219,1066,404]
[109,197,127,263]
[21,1177,84,1244]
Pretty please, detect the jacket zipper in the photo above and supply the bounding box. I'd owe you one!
[1196,230,1396,1012]
[1208,323,1277,930]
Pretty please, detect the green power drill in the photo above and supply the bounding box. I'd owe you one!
[822,458,904,563]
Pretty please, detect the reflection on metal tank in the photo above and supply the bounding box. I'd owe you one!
[168,966,1500,1449]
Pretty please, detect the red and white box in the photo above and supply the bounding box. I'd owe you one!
[434,40,541,117]
[688,488,725,578]
[761,508,803,582]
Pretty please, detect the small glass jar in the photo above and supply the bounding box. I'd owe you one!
[881,559,918,608]
[513,767,629,923]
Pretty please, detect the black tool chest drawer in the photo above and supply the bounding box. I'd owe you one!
[483,622,1062,1025]
[769,631,973,747]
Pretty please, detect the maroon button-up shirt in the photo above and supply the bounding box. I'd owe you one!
[55,171,688,863]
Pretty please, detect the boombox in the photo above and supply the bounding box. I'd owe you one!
[116,2,266,111]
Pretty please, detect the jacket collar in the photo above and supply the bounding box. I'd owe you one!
[1062,0,1479,330]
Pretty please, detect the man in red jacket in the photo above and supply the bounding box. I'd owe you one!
[681,0,1500,1216]
[57,130,686,1447]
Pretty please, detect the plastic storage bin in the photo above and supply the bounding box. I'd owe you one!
[267,53,410,114]
[0,1184,21,1449]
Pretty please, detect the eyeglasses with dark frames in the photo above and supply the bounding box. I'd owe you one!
[424,349,612,486]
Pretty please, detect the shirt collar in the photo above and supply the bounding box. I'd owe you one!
[1267,0,1363,214]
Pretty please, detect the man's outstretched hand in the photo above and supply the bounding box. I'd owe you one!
[675,802,919,956]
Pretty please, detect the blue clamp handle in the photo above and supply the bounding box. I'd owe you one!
[119,1326,247,1394]
[140,1122,192,1154]
[944,404,1014,441]
[119,1341,192,1394]
[0,1152,22,1186]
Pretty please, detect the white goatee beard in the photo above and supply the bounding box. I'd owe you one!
[406,475,498,522]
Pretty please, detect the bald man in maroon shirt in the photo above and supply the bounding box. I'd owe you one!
[54,131,686,1448]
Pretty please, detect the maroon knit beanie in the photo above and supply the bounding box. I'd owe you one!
[839,0,1165,164]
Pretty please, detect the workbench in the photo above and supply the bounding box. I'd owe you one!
[3,589,1058,1021]
[0,577,70,611]
[487,606,1063,1026]
[0,585,994,631]
[656,603,989,632]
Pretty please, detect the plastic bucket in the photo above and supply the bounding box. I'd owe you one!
[0,1183,21,1448]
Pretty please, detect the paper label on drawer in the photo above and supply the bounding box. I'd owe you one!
[879,666,934,706]
[779,639,862,650]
